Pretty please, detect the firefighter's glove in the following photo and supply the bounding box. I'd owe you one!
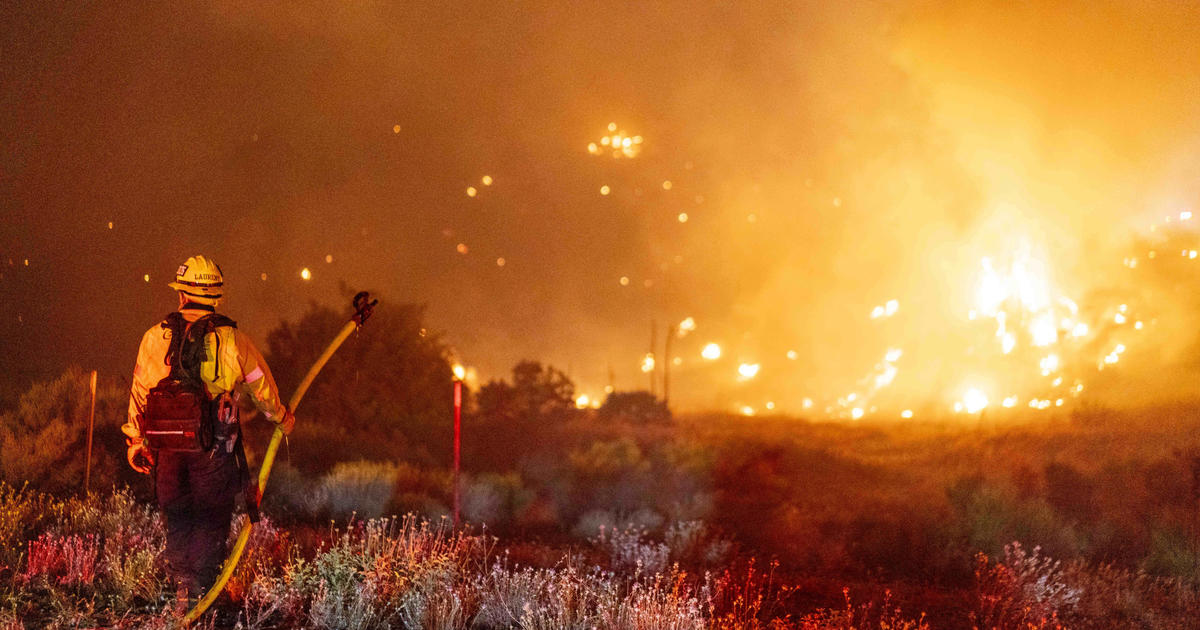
[126,442,154,475]
[277,406,296,436]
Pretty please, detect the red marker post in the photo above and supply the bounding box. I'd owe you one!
[84,370,97,494]
[453,379,462,529]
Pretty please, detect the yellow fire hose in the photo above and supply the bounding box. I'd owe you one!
[181,292,376,626]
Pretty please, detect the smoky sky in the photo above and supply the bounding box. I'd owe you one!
[4,1,1200,412]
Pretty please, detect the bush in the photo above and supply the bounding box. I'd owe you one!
[475,562,705,630]
[0,368,138,496]
[598,391,671,425]
[794,588,930,630]
[461,472,533,528]
[947,476,1082,560]
[973,541,1200,629]
[307,461,399,521]
[2,487,167,626]
[1143,527,1200,581]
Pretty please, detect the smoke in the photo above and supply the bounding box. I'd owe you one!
[3,1,1200,413]
[664,0,1200,410]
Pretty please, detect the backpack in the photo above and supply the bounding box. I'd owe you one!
[142,312,237,452]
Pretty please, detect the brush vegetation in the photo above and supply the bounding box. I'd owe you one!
[4,302,1200,627]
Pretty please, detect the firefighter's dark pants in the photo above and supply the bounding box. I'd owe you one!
[155,449,239,595]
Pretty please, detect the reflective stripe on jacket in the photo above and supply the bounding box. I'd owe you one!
[123,307,287,444]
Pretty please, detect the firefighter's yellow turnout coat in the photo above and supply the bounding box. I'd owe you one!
[122,306,287,445]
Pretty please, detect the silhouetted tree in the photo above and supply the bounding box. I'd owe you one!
[597,390,671,424]
[510,360,575,419]
[467,360,577,472]
[263,298,453,471]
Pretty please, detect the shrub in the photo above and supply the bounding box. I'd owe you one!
[261,461,314,521]
[0,368,136,496]
[593,525,670,575]
[1143,527,1200,581]
[1044,462,1097,524]
[21,533,98,587]
[598,391,672,425]
[947,477,1082,560]
[475,562,705,630]
[0,483,56,578]
[2,487,167,626]
[794,588,930,630]
[308,461,399,521]
[461,472,533,528]
[973,541,1200,629]
[665,521,734,567]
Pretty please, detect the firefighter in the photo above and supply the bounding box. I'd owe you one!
[122,255,295,610]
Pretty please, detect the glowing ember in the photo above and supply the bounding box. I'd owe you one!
[737,363,760,380]
[870,299,899,319]
[300,268,312,281]
[575,394,590,409]
[452,364,466,380]
[678,317,696,334]
[662,180,672,190]
[481,175,493,186]
[641,353,656,373]
[1029,312,1058,347]
[590,123,643,158]
[962,388,989,414]
[600,185,611,196]
[466,186,477,197]
[701,343,722,360]
[1039,354,1060,375]
[873,364,898,389]
[900,409,913,419]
